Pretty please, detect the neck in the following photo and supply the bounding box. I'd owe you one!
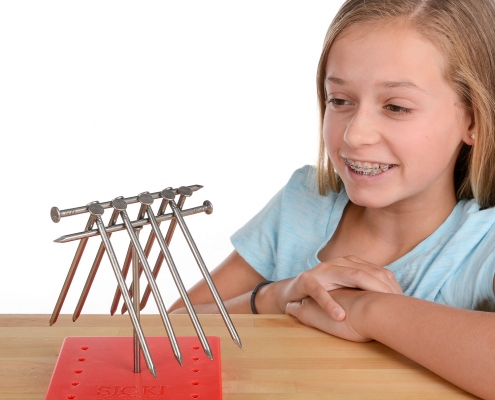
[350,190,457,257]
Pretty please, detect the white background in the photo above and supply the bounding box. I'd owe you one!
[0,1,345,315]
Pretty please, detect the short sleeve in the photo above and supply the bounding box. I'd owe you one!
[438,214,495,312]
[230,186,284,280]
[230,165,345,282]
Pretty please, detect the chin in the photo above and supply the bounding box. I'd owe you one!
[344,188,396,209]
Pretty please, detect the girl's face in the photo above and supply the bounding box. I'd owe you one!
[324,23,474,210]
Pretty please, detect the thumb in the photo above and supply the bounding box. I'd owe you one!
[304,279,346,321]
[286,297,346,322]
[285,301,304,318]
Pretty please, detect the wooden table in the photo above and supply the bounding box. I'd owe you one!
[0,314,477,399]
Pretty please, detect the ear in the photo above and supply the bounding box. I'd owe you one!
[462,109,477,146]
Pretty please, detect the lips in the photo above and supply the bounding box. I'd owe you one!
[344,159,396,176]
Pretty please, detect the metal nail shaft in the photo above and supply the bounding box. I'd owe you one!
[144,195,213,360]
[51,185,203,222]
[50,203,98,326]
[114,199,183,366]
[89,204,156,378]
[122,194,173,315]
[110,199,149,316]
[72,206,121,322]
[168,199,242,349]
[138,193,187,312]
[54,203,213,243]
[132,232,141,373]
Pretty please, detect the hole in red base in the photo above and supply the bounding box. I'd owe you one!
[191,395,200,399]
[74,369,83,374]
[191,381,200,385]
[192,345,200,349]
[192,357,200,361]
[67,395,76,399]
[81,346,89,350]
[192,368,199,373]
[71,382,79,386]
[78,357,85,361]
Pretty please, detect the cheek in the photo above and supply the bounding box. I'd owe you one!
[401,116,461,168]
[322,110,342,155]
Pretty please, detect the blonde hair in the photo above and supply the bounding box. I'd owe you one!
[316,0,495,209]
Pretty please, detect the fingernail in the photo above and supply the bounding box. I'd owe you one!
[333,308,345,320]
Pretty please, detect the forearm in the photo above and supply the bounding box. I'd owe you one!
[356,292,495,400]
[171,278,296,315]
[170,291,252,314]
[167,250,265,313]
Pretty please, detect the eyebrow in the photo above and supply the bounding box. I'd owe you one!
[326,76,427,93]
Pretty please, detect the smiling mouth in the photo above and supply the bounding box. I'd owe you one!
[344,159,397,176]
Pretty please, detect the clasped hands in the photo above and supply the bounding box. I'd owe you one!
[276,256,403,342]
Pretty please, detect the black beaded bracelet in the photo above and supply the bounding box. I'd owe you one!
[250,280,274,314]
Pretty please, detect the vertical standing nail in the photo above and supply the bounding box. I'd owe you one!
[132,229,141,373]
[88,202,157,378]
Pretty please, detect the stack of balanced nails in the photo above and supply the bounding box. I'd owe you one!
[50,186,241,377]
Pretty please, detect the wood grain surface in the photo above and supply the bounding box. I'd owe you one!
[0,314,478,399]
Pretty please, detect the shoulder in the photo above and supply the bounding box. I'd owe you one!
[442,199,495,257]
[451,201,495,310]
[283,165,343,208]
[454,199,495,233]
[286,165,316,190]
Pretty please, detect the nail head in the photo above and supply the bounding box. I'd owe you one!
[50,207,61,223]
[111,198,127,211]
[88,203,104,216]
[138,193,154,206]
[160,189,175,200]
[178,186,192,197]
[203,200,213,215]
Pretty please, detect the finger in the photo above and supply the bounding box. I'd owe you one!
[326,264,400,295]
[313,260,397,293]
[299,275,346,321]
[344,255,381,268]
[384,268,403,295]
[286,300,303,319]
[336,259,403,295]
[342,256,403,294]
[286,298,324,325]
[317,257,400,294]
[286,299,333,335]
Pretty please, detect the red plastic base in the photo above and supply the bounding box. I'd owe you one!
[44,336,222,400]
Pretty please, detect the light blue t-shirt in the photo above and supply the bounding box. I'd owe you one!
[231,165,495,312]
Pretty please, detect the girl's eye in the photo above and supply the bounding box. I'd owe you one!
[384,104,412,114]
[326,98,352,107]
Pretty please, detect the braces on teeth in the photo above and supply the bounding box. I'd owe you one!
[345,159,395,176]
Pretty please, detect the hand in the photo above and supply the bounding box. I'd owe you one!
[286,288,371,342]
[280,256,402,321]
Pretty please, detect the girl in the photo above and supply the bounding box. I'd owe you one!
[170,0,495,398]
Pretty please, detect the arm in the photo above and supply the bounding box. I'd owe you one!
[287,289,495,400]
[168,250,265,313]
[169,249,402,318]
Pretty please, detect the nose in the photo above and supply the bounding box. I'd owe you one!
[344,105,381,149]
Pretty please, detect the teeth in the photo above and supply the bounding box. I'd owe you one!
[345,159,394,176]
